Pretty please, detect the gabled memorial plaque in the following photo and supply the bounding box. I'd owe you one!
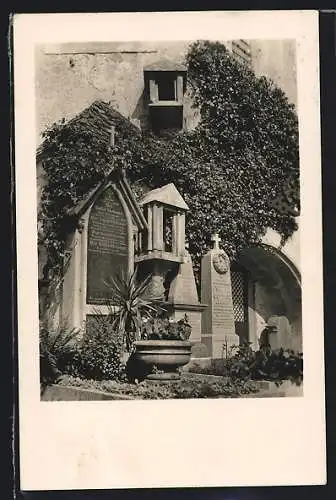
[87,186,129,304]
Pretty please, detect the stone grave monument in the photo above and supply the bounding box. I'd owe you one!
[59,172,205,342]
[60,169,148,330]
[201,234,239,358]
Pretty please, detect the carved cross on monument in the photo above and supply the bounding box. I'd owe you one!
[211,233,221,250]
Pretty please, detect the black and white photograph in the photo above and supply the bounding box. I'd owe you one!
[14,11,325,490]
[35,37,303,401]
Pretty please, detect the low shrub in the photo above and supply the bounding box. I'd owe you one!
[189,342,303,386]
[250,347,303,385]
[40,314,126,387]
[69,315,125,381]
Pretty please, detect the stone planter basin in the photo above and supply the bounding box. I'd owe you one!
[133,340,192,380]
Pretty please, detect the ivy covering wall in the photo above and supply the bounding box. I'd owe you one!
[39,41,299,286]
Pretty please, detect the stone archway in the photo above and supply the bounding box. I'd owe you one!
[235,245,302,352]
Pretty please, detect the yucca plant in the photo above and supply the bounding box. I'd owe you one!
[39,316,81,390]
[104,268,165,351]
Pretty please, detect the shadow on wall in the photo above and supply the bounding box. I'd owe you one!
[131,88,149,131]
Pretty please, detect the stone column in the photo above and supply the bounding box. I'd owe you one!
[172,214,178,255]
[177,212,185,255]
[146,204,153,251]
[176,75,184,102]
[149,79,158,103]
[152,203,163,251]
[172,211,185,256]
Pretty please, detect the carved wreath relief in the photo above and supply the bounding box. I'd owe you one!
[212,252,230,274]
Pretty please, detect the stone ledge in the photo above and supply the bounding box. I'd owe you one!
[172,303,208,312]
[41,384,134,401]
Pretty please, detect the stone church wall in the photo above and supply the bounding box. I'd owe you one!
[35,40,297,144]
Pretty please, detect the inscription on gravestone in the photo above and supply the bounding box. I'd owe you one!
[212,277,235,332]
[87,187,129,304]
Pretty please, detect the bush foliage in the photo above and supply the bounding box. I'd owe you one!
[189,342,303,386]
[40,315,125,385]
[69,316,125,381]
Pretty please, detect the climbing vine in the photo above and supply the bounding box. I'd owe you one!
[38,40,299,287]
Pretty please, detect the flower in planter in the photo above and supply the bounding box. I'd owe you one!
[140,313,192,341]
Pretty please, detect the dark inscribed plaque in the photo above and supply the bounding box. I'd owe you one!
[87,187,129,304]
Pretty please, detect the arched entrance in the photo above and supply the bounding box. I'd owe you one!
[233,245,302,352]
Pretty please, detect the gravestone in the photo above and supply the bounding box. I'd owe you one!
[87,186,129,304]
[201,234,239,358]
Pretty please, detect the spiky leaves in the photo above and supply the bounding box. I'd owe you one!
[103,268,165,351]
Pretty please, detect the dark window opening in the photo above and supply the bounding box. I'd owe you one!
[163,209,174,252]
[150,106,183,134]
[158,78,176,101]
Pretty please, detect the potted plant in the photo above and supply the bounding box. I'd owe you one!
[104,268,193,381]
[133,313,193,381]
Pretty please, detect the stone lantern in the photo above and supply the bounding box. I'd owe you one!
[135,183,188,298]
[135,183,206,343]
[138,183,188,255]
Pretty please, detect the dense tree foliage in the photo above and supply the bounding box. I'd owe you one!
[39,40,299,286]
